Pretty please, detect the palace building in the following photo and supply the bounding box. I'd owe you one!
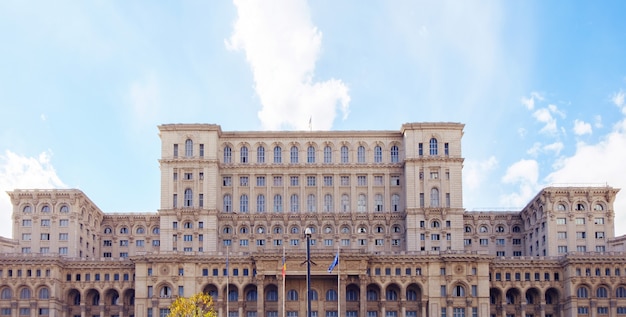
[1,122,625,317]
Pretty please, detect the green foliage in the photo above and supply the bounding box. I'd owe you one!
[167,292,217,317]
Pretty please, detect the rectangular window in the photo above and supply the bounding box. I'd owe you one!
[184,172,192,180]
[557,231,567,239]
[575,217,585,225]
[374,175,384,186]
[576,232,586,239]
[22,219,31,227]
[173,144,178,157]
[595,217,605,224]
[556,218,566,225]
[340,176,350,186]
[557,246,567,254]
[496,239,505,245]
[223,176,232,186]
[240,176,249,186]
[480,239,488,245]
[512,239,521,245]
[323,176,333,186]
[41,219,50,226]
[273,176,283,186]
[307,176,316,186]
[59,219,69,227]
[256,176,266,186]
[357,175,367,186]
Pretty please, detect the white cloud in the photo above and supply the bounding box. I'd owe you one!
[463,156,498,190]
[526,142,541,157]
[573,119,592,136]
[546,118,626,235]
[543,142,564,155]
[500,159,540,207]
[594,115,603,129]
[521,91,543,110]
[532,108,557,135]
[0,150,66,238]
[518,127,527,138]
[226,0,350,130]
[612,90,625,111]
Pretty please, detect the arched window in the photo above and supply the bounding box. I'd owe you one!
[246,290,257,301]
[257,145,265,163]
[111,294,119,305]
[185,139,193,157]
[525,293,534,304]
[41,205,50,213]
[307,194,316,212]
[346,289,358,301]
[136,227,145,234]
[557,203,566,211]
[266,289,278,301]
[307,146,315,163]
[430,188,440,207]
[366,289,378,301]
[223,194,232,212]
[465,226,472,233]
[92,294,100,305]
[594,204,604,211]
[184,188,193,207]
[290,194,299,212]
[240,146,248,163]
[341,226,350,234]
[386,289,398,301]
[273,146,282,163]
[239,227,248,234]
[152,227,160,234]
[23,206,32,213]
[228,290,238,301]
[223,146,232,163]
[597,286,608,298]
[326,289,338,301]
[406,290,418,301]
[341,194,350,212]
[480,226,488,233]
[240,194,248,212]
[310,290,318,301]
[291,227,299,234]
[512,226,521,233]
[1,288,11,299]
[104,227,112,234]
[287,290,298,301]
[290,146,299,163]
[391,194,400,212]
[20,288,31,299]
[390,145,399,163]
[273,226,283,234]
[357,146,366,163]
[496,225,505,233]
[429,138,438,156]
[223,226,232,234]
[357,194,367,212]
[257,227,265,234]
[274,194,283,212]
[324,146,332,163]
[341,146,349,163]
[453,285,465,297]
[374,194,383,212]
[577,286,588,298]
[431,220,440,228]
[119,227,128,234]
[60,205,69,213]
[374,146,382,163]
[257,194,265,213]
[616,286,626,297]
[324,194,333,212]
[392,225,401,233]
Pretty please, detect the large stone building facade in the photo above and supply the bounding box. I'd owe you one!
[1,122,625,317]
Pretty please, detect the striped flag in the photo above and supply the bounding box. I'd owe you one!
[328,251,339,273]
[282,256,286,277]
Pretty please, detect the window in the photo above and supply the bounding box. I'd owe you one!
[390,145,399,162]
[307,194,316,212]
[223,176,232,186]
[429,138,438,155]
[595,218,605,224]
[41,219,50,227]
[290,146,298,163]
[357,194,367,212]
[241,146,249,163]
[173,144,178,157]
[374,146,382,162]
[577,286,588,298]
[240,194,249,212]
[224,194,232,212]
[340,146,349,163]
[575,218,585,225]
[184,188,193,207]
[273,176,283,186]
[357,146,366,163]
[256,145,265,163]
[257,194,266,212]
[430,188,439,207]
[307,176,316,186]
[323,146,332,163]
[224,146,232,163]
[307,146,315,163]
[274,146,282,163]
[290,176,299,186]
[290,194,299,212]
[374,194,383,212]
[274,194,283,212]
[256,176,266,186]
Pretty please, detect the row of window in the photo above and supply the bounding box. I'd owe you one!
[150,308,420,317]
[221,223,403,236]
[218,193,402,213]
[103,226,160,235]
[492,271,560,282]
[21,247,69,254]
[555,217,606,225]
[103,239,161,247]
[557,245,607,253]
[222,237,402,248]
[0,287,50,300]
[221,175,403,187]
[21,205,69,213]
[222,144,404,164]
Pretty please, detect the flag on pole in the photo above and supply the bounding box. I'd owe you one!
[282,256,286,277]
[328,251,339,273]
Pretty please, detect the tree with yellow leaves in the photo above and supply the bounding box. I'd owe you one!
[166,292,217,317]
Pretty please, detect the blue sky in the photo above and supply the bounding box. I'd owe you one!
[1,1,626,238]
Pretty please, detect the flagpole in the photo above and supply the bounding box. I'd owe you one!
[226,245,229,317]
[282,244,286,317]
[337,246,340,317]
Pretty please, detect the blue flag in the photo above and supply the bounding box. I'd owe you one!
[328,251,339,273]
